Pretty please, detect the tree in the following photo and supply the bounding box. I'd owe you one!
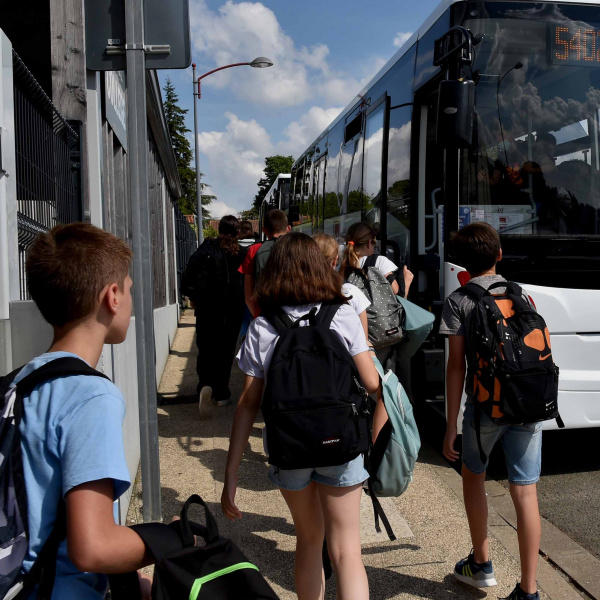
[252,155,294,213]
[163,78,214,219]
[239,208,259,220]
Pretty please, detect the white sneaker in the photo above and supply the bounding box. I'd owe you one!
[199,386,212,414]
[215,398,231,407]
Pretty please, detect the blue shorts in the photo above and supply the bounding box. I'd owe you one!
[462,401,543,485]
[268,454,369,491]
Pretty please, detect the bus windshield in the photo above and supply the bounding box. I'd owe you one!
[461,2,600,287]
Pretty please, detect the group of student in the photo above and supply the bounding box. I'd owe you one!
[3,213,543,600]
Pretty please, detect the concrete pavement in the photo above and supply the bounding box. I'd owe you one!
[128,311,590,599]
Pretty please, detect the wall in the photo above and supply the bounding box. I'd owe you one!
[153,302,179,388]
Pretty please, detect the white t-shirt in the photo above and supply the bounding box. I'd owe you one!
[358,255,398,276]
[341,282,370,316]
[238,303,369,380]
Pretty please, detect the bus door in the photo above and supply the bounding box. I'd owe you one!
[412,88,447,411]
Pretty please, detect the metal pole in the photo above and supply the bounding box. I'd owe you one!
[193,65,203,245]
[125,0,162,522]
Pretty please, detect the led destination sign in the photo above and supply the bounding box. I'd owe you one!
[550,24,600,66]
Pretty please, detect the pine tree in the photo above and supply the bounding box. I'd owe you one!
[163,78,214,219]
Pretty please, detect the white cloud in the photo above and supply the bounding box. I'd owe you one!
[196,112,274,211]
[190,0,313,106]
[207,199,240,219]
[279,106,343,155]
[393,31,413,48]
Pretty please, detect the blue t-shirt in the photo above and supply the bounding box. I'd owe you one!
[15,351,131,599]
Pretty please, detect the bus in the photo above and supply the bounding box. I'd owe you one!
[258,174,291,238]
[266,0,600,429]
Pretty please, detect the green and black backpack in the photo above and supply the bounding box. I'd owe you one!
[110,495,278,600]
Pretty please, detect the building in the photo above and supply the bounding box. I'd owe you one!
[0,3,196,521]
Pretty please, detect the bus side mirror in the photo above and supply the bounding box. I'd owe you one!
[437,79,475,148]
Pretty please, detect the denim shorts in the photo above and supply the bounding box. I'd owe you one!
[462,401,543,485]
[267,454,369,491]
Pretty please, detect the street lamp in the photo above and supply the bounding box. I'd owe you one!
[192,57,274,244]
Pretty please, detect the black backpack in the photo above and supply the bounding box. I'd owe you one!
[0,357,109,600]
[261,303,369,469]
[182,239,242,304]
[463,281,563,461]
[109,495,279,600]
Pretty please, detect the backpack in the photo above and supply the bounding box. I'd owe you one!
[253,239,276,284]
[182,239,241,304]
[261,303,370,470]
[0,357,109,600]
[109,495,279,600]
[367,358,420,498]
[463,281,563,461]
[345,255,404,350]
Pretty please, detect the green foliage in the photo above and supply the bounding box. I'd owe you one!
[252,155,294,212]
[203,226,219,239]
[163,78,214,220]
[239,208,259,220]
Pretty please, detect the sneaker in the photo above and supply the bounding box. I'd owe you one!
[454,551,497,588]
[199,386,212,413]
[215,397,231,407]
[500,583,539,600]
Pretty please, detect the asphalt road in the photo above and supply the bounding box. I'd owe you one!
[416,406,600,561]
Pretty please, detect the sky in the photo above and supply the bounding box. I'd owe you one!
[159,0,442,218]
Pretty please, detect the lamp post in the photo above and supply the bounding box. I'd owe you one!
[192,57,273,245]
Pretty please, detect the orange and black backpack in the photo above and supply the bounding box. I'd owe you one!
[463,281,563,461]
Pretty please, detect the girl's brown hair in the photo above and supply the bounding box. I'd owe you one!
[312,233,338,265]
[339,222,376,279]
[256,232,349,313]
[218,215,241,255]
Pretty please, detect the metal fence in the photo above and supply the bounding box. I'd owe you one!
[13,50,81,299]
[174,203,197,303]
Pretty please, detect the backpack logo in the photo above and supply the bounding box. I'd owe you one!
[385,327,400,336]
[322,437,342,446]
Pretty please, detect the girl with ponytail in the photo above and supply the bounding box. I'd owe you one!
[340,222,413,298]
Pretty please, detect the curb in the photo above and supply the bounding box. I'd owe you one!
[423,446,599,600]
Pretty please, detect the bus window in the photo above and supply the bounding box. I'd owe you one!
[297,161,314,234]
[314,157,325,231]
[386,105,412,266]
[461,3,600,288]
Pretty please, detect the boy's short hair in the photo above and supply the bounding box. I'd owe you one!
[451,222,501,275]
[263,209,288,235]
[26,223,133,326]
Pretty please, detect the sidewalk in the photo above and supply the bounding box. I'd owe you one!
[129,311,586,600]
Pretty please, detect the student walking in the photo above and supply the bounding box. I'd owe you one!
[8,224,153,599]
[238,209,290,318]
[222,233,379,600]
[440,223,544,600]
[182,216,247,410]
[340,223,413,369]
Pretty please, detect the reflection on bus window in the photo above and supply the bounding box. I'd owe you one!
[386,106,412,264]
[462,4,600,238]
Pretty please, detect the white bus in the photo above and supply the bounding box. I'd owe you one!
[270,0,600,429]
[258,174,291,239]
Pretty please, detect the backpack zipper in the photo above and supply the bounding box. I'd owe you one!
[188,562,259,600]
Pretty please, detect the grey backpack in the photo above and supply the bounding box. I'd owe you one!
[345,255,404,350]
[253,239,277,284]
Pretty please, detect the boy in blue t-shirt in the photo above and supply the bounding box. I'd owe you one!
[18,223,152,598]
[440,223,542,600]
